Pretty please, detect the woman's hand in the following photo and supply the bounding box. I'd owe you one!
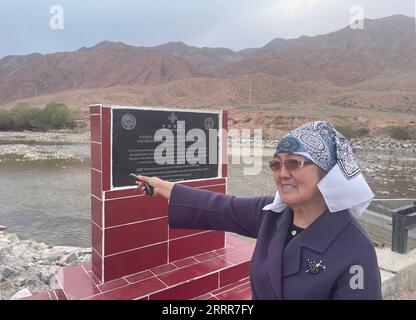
[135,175,174,200]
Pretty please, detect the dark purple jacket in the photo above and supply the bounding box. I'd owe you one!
[168,184,382,300]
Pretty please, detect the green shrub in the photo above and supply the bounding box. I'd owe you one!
[0,102,78,131]
[10,103,44,130]
[0,109,12,130]
[43,102,75,129]
[388,126,414,140]
[69,106,81,120]
[10,103,30,129]
[334,121,369,138]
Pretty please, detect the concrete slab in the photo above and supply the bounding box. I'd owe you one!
[380,269,396,282]
[377,247,416,298]
[376,247,416,273]
[380,269,398,298]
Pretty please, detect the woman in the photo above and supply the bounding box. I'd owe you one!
[136,121,382,300]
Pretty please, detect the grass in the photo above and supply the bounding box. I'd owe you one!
[387,126,415,140]
[333,120,370,138]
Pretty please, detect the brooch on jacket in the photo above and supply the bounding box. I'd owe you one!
[305,259,327,274]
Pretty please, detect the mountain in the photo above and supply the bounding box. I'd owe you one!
[0,14,415,114]
[155,42,252,72]
[0,41,200,105]
[212,15,416,85]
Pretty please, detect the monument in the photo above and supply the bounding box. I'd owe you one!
[90,105,228,283]
[25,104,254,300]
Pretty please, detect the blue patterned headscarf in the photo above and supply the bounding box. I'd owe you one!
[275,121,359,179]
[264,121,374,216]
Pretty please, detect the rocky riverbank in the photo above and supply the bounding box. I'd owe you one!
[0,144,89,162]
[0,226,91,300]
[262,136,416,154]
[0,130,90,162]
[0,130,90,144]
[1,130,416,153]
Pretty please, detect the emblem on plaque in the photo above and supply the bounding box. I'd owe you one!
[168,112,178,124]
[204,117,215,130]
[121,113,136,130]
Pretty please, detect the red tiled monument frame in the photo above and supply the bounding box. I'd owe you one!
[30,234,254,300]
[90,105,229,283]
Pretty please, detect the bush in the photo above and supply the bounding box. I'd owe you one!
[43,102,75,129]
[0,102,78,131]
[0,109,12,130]
[334,121,369,138]
[9,103,44,130]
[9,103,30,129]
[388,126,414,140]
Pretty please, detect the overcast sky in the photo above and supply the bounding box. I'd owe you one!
[1,0,414,58]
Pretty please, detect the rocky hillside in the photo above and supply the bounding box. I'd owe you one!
[216,15,416,85]
[0,41,200,106]
[1,15,415,111]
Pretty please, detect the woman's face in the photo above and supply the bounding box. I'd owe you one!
[271,153,324,207]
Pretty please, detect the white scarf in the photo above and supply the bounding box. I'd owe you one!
[263,121,374,216]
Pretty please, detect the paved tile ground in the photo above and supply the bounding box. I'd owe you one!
[385,291,416,300]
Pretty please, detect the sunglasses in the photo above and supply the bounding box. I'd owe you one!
[268,157,314,171]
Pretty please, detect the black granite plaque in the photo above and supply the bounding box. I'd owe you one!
[112,108,220,188]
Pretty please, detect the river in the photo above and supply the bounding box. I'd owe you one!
[0,142,415,247]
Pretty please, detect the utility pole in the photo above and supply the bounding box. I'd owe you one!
[248,77,252,106]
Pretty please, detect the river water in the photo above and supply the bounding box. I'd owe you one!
[0,143,415,247]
